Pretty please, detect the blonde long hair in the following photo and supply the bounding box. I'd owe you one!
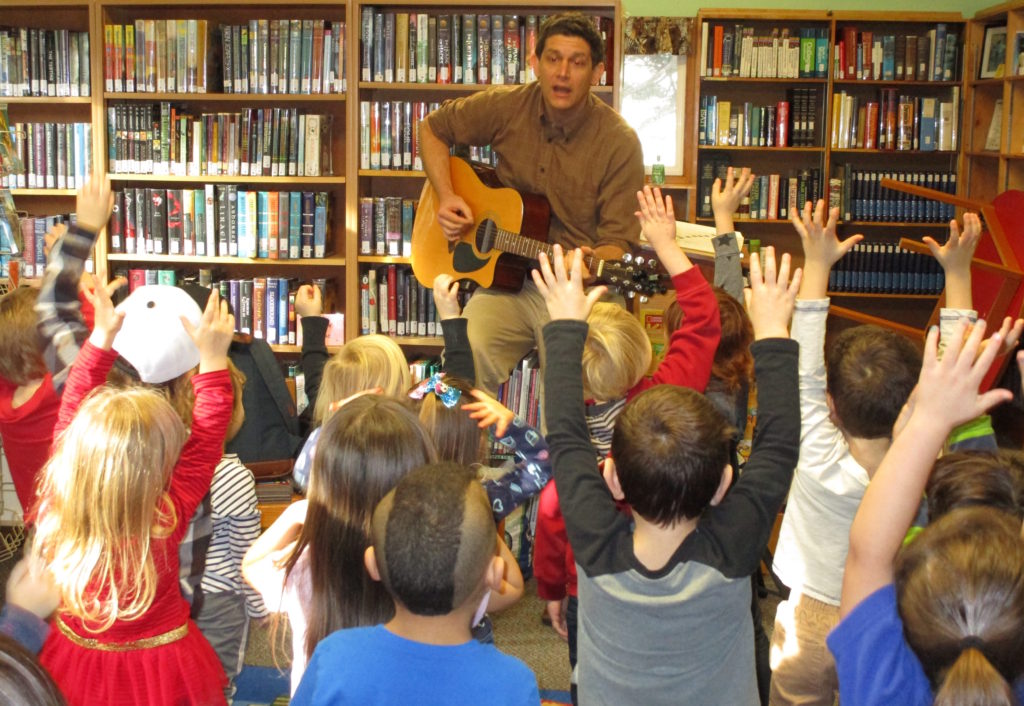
[312,334,410,424]
[32,387,186,633]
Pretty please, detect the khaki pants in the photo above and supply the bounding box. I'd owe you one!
[768,592,839,706]
[463,281,551,398]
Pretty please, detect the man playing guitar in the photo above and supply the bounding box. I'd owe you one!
[420,12,644,395]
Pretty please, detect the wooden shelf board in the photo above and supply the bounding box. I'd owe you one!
[1003,153,1024,161]
[358,169,426,178]
[965,150,1002,158]
[832,79,961,87]
[699,145,823,152]
[357,81,612,93]
[393,336,445,347]
[359,255,412,264]
[104,91,345,102]
[698,9,831,21]
[700,77,827,83]
[107,255,346,266]
[645,179,695,189]
[969,77,1009,87]
[828,292,941,300]
[829,10,964,22]
[10,188,77,196]
[831,148,958,155]
[1,96,92,104]
[845,221,953,227]
[107,174,345,184]
[696,217,791,224]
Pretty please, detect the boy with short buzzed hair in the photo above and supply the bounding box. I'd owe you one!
[291,462,540,706]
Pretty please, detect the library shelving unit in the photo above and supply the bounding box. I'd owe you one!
[692,10,832,259]
[95,0,350,354]
[2,0,102,279]
[693,9,966,329]
[349,0,621,350]
[963,0,1024,202]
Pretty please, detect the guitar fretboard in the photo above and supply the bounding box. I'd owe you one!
[485,221,599,272]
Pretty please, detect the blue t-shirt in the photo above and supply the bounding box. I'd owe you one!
[292,625,540,706]
[827,584,1024,706]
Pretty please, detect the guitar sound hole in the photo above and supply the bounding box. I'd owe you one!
[476,219,497,253]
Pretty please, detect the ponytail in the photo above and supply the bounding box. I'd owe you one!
[933,647,1018,706]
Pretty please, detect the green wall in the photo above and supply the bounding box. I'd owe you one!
[624,0,984,17]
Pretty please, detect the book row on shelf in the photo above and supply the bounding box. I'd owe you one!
[832,167,957,223]
[106,104,334,178]
[0,28,91,99]
[360,264,446,337]
[836,24,959,82]
[359,9,613,86]
[359,195,416,257]
[114,268,342,346]
[494,350,540,434]
[360,100,436,171]
[698,158,824,220]
[830,88,960,151]
[107,187,331,259]
[1,122,93,190]
[222,19,346,96]
[701,24,830,79]
[698,88,820,147]
[104,18,348,95]
[18,213,95,278]
[829,242,945,295]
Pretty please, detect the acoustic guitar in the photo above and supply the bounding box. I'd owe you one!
[411,156,668,297]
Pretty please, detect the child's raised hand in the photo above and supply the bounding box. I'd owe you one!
[75,176,114,234]
[791,199,860,266]
[294,284,323,317]
[744,246,801,341]
[433,274,462,320]
[635,186,676,248]
[923,213,981,275]
[185,289,235,373]
[711,167,754,222]
[7,553,59,620]
[84,269,127,350]
[531,245,606,322]
[911,317,1014,433]
[463,389,515,438]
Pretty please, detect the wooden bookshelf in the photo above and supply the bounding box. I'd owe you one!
[963,0,1024,200]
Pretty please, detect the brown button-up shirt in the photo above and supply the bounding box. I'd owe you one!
[425,82,644,254]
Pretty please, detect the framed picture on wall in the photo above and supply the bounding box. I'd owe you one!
[1014,31,1024,75]
[980,25,1008,79]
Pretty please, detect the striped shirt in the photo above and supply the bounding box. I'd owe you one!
[200,454,268,618]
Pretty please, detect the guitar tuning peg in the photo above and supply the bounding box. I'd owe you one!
[647,259,659,270]
[625,290,636,299]
[621,253,633,263]
[634,255,646,267]
[638,295,649,304]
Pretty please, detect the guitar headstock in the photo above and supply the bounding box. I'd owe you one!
[596,251,670,301]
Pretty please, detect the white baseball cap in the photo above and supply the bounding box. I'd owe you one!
[112,285,201,383]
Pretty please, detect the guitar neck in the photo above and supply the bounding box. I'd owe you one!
[493,228,599,272]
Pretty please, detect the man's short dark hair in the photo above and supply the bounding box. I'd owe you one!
[825,325,922,439]
[535,12,605,66]
[371,462,496,616]
[611,385,734,524]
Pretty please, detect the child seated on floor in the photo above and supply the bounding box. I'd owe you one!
[829,317,1024,705]
[534,243,801,705]
[292,462,539,706]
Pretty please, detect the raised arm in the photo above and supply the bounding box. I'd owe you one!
[296,284,328,417]
[172,290,235,522]
[710,167,754,300]
[924,213,979,312]
[791,199,862,301]
[35,178,114,391]
[840,318,1014,617]
[434,274,476,382]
